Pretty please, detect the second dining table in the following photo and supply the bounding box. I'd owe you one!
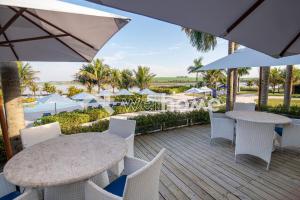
[3,132,127,199]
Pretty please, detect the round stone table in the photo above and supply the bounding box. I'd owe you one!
[225,111,292,124]
[4,133,127,187]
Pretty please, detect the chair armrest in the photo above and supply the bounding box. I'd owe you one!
[122,156,148,176]
[15,189,41,200]
[102,130,109,134]
[85,181,121,200]
[212,113,228,118]
[212,117,234,125]
[0,173,15,197]
[125,134,134,157]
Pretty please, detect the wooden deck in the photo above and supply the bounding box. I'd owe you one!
[135,125,300,200]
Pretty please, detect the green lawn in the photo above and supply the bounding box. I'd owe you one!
[153,76,196,83]
[255,98,300,106]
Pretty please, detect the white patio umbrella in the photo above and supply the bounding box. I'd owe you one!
[184,88,202,95]
[71,92,96,101]
[89,0,300,58]
[200,48,300,70]
[99,89,113,97]
[0,0,130,158]
[200,86,213,94]
[38,94,73,104]
[115,89,133,96]
[0,0,130,62]
[139,88,157,95]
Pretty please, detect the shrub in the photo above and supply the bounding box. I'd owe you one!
[82,108,110,121]
[22,97,36,103]
[113,101,162,114]
[67,86,84,97]
[113,94,147,103]
[34,112,91,134]
[260,104,300,118]
[150,86,192,94]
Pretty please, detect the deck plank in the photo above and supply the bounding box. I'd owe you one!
[135,125,300,200]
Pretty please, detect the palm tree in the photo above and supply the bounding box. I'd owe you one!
[110,69,121,93]
[29,82,39,96]
[183,28,238,110]
[119,69,135,89]
[246,79,255,88]
[42,82,56,94]
[237,68,250,92]
[76,59,111,93]
[202,70,226,89]
[17,62,39,93]
[269,67,284,93]
[283,66,300,108]
[134,66,156,90]
[187,57,203,83]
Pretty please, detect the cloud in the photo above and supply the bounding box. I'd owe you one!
[168,42,183,51]
[109,42,136,50]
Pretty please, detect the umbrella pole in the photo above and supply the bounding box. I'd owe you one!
[258,67,262,110]
[0,97,13,160]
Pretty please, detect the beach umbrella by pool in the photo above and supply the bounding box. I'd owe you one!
[200,86,213,93]
[200,48,300,70]
[89,0,300,58]
[139,88,157,95]
[71,92,96,101]
[115,89,133,96]
[99,89,113,97]
[184,88,202,95]
[0,0,130,62]
[38,94,73,104]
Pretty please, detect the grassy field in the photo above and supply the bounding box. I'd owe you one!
[153,76,196,83]
[255,98,300,106]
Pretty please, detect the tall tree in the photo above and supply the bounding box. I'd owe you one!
[17,62,39,93]
[269,67,284,93]
[237,68,250,92]
[134,66,156,90]
[119,69,135,89]
[42,82,56,94]
[202,70,226,89]
[76,59,111,93]
[187,57,203,83]
[29,82,39,96]
[110,69,121,93]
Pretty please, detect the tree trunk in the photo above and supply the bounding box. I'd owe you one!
[226,41,237,111]
[259,66,270,107]
[1,62,25,154]
[283,65,293,109]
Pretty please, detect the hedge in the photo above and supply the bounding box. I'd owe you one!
[113,101,162,115]
[150,86,192,94]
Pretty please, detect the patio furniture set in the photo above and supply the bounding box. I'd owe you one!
[209,102,300,170]
[0,119,165,200]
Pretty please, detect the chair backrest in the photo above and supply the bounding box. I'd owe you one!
[281,119,300,147]
[233,102,256,111]
[124,149,165,200]
[109,118,136,138]
[20,122,61,148]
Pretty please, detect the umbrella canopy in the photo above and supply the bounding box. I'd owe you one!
[115,89,133,96]
[184,87,203,94]
[89,0,300,58]
[0,0,130,62]
[38,94,73,104]
[200,86,213,93]
[139,88,157,95]
[99,89,113,97]
[201,48,300,70]
[71,92,96,101]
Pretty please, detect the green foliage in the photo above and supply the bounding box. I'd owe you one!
[0,137,7,165]
[134,66,156,89]
[113,101,162,115]
[150,85,191,94]
[22,97,36,103]
[67,86,84,97]
[260,105,300,118]
[42,82,56,94]
[17,61,39,93]
[113,94,147,102]
[119,69,135,89]
[83,108,110,121]
[132,109,210,134]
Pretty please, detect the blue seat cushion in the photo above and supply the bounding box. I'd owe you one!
[104,175,127,197]
[0,191,21,200]
[275,127,283,136]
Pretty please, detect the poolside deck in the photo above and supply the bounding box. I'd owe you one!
[135,125,300,200]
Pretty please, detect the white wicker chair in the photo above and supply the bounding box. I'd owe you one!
[208,109,235,143]
[0,173,40,200]
[85,149,165,200]
[276,119,300,148]
[235,120,275,170]
[233,102,256,111]
[20,122,62,148]
[105,118,136,176]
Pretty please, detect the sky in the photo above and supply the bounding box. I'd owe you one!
[29,0,259,82]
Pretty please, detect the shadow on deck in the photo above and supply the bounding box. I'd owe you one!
[135,124,300,200]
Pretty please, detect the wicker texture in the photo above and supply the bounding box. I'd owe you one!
[15,189,40,200]
[233,102,256,111]
[209,109,235,142]
[235,120,275,170]
[85,149,165,200]
[278,119,300,148]
[44,181,85,200]
[107,118,136,176]
[20,122,61,148]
